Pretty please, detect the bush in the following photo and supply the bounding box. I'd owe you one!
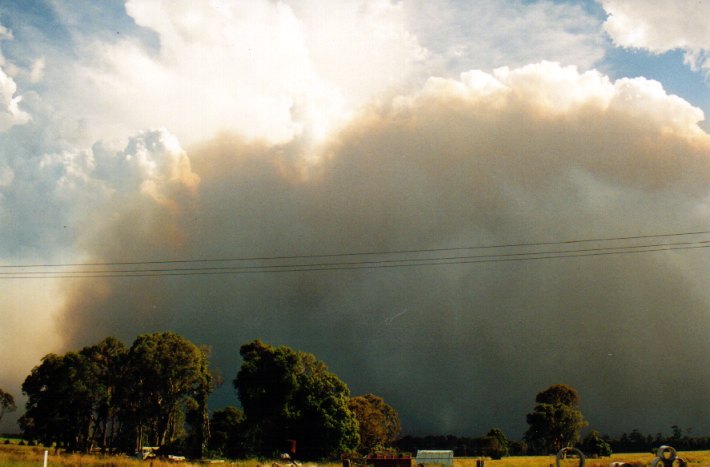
[582,430,612,457]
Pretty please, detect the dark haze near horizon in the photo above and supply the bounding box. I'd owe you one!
[56,69,710,438]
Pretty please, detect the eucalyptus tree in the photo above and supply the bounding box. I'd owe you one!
[234,339,359,459]
[524,383,588,454]
[21,352,101,452]
[349,393,401,453]
[120,332,213,453]
[20,332,212,456]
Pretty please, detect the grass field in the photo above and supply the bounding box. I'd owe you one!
[1,442,709,467]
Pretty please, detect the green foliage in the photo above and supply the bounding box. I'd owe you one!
[0,388,16,423]
[235,339,300,456]
[20,337,130,453]
[209,406,245,458]
[19,333,212,456]
[234,339,359,460]
[535,384,580,406]
[524,383,588,454]
[484,428,509,459]
[120,332,213,453]
[349,393,401,454]
[20,351,103,452]
[79,336,128,452]
[581,430,612,457]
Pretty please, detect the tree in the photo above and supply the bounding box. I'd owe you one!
[184,346,217,459]
[209,406,245,458]
[581,430,612,457]
[234,339,359,459]
[20,333,212,456]
[348,393,401,453]
[78,337,128,452]
[234,339,301,456]
[20,352,102,452]
[524,383,588,454]
[0,388,16,423]
[120,332,213,453]
[483,428,509,459]
[20,338,129,453]
[671,425,683,442]
[289,351,359,459]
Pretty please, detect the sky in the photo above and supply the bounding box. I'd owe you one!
[0,0,709,439]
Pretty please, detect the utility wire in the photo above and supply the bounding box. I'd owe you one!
[2,240,708,279]
[1,239,708,276]
[1,229,709,270]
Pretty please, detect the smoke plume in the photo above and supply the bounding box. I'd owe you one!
[57,63,710,436]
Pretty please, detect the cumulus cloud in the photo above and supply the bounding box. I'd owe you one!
[49,0,609,148]
[403,0,606,73]
[0,26,30,131]
[601,0,710,73]
[56,63,710,436]
[29,57,45,83]
[55,0,430,147]
[289,0,428,102]
[0,127,197,417]
[100,129,200,206]
[0,25,12,41]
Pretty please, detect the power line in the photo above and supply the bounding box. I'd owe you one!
[2,238,708,276]
[1,229,709,270]
[2,240,708,279]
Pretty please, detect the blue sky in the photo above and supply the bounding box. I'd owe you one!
[1,0,709,437]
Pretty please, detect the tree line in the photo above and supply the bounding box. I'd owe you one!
[11,333,400,460]
[395,383,710,457]
[608,427,710,454]
[4,332,709,460]
[18,333,212,456]
[396,428,710,458]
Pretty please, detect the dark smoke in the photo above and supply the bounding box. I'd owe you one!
[59,73,710,437]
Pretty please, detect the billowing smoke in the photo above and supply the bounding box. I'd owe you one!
[56,63,710,436]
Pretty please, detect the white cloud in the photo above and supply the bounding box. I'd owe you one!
[52,0,609,149]
[59,0,430,147]
[29,57,45,83]
[0,25,12,41]
[289,0,428,102]
[403,0,606,73]
[55,0,340,146]
[403,61,705,133]
[36,128,199,214]
[601,0,710,73]
[0,26,30,131]
[110,128,200,206]
[0,67,29,131]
